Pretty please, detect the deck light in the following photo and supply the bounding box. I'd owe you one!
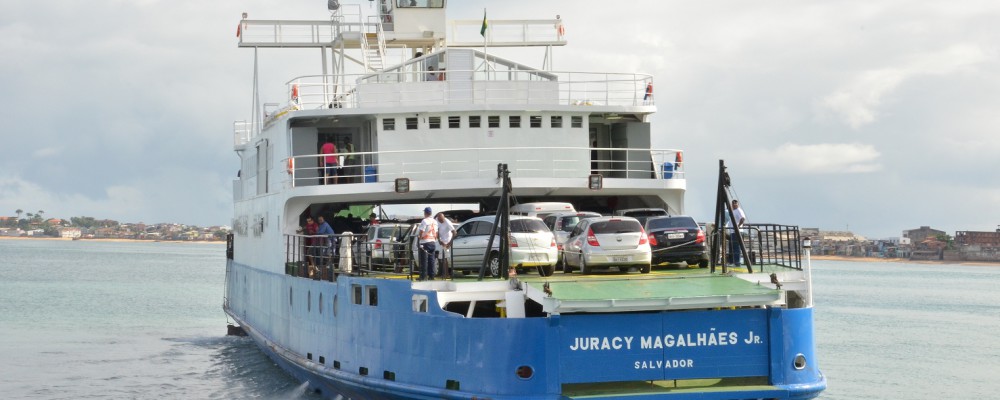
[588,174,602,190]
[394,178,409,193]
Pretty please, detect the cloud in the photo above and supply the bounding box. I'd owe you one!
[32,147,61,158]
[823,44,990,129]
[742,143,882,174]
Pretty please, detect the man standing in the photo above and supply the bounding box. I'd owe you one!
[435,212,457,279]
[304,216,319,267]
[416,207,438,280]
[320,138,338,185]
[726,200,747,266]
[317,215,336,267]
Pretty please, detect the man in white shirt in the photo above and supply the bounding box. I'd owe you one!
[416,207,439,280]
[725,199,747,266]
[435,213,457,278]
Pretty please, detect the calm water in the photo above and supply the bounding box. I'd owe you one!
[1,239,998,399]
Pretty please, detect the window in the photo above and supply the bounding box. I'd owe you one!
[307,290,312,312]
[448,116,460,128]
[530,116,542,128]
[571,116,583,128]
[472,221,494,236]
[412,295,429,312]
[352,284,363,305]
[488,116,500,128]
[367,286,379,306]
[429,116,441,129]
[509,116,521,128]
[551,116,563,128]
[406,117,418,130]
[469,116,481,128]
[319,292,323,314]
[382,118,395,131]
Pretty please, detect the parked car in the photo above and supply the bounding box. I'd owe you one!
[563,216,652,274]
[645,215,709,268]
[448,215,558,277]
[354,223,412,271]
[542,211,602,270]
[613,207,668,227]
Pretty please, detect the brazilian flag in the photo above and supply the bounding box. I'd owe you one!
[480,10,487,37]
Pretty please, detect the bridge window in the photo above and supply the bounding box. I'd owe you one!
[406,117,418,130]
[382,118,395,131]
[429,116,441,129]
[509,116,521,128]
[551,116,563,128]
[396,0,444,8]
[530,116,542,128]
[469,116,481,128]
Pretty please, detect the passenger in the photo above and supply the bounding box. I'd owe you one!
[416,207,438,280]
[426,65,437,82]
[317,215,336,267]
[368,213,380,226]
[437,68,446,81]
[304,216,319,267]
[342,137,357,183]
[321,138,339,185]
[435,213,457,279]
[726,199,747,266]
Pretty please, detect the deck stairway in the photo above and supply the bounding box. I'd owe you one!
[362,17,387,72]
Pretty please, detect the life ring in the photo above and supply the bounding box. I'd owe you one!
[291,84,299,103]
[675,151,683,164]
[287,158,294,174]
[644,82,653,100]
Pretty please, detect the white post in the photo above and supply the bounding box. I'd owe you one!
[803,237,814,306]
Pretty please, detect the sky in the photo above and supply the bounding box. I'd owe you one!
[1,1,998,238]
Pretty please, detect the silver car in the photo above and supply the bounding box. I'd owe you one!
[542,211,602,270]
[448,215,558,277]
[563,216,652,274]
[354,223,411,271]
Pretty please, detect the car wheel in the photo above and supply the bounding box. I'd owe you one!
[640,263,651,274]
[561,256,573,273]
[698,260,709,268]
[538,264,554,277]
[581,257,592,275]
[487,253,501,278]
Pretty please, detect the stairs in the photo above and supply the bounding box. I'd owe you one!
[364,33,384,71]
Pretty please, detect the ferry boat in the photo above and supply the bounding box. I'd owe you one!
[223,2,826,398]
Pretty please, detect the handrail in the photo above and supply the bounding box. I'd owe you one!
[285,146,684,187]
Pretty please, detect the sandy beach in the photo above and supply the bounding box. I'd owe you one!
[0,236,223,244]
[811,254,1000,267]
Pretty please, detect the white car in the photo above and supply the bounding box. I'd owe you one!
[563,216,652,274]
[354,223,411,271]
[542,211,602,269]
[448,215,558,277]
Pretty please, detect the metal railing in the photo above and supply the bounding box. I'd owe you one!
[286,146,684,187]
[718,224,802,271]
[283,69,653,110]
[448,19,567,47]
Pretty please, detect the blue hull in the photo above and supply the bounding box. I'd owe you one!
[224,261,825,399]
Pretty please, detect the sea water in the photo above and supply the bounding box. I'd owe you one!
[1,239,998,399]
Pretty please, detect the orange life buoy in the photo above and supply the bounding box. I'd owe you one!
[675,151,683,164]
[291,84,299,102]
[644,82,653,100]
[287,158,294,174]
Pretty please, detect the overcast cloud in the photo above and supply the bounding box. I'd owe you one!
[1,0,997,237]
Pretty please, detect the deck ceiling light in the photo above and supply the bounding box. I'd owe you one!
[604,113,622,120]
[395,178,410,193]
[588,174,602,190]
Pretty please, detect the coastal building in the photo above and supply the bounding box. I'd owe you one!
[903,226,945,244]
[955,230,1000,248]
[58,227,82,239]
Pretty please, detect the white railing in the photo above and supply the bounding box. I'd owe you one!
[448,19,566,47]
[233,121,255,148]
[284,70,654,110]
[285,146,683,188]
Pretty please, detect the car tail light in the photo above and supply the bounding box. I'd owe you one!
[510,236,518,247]
[557,243,564,251]
[638,227,648,245]
[696,229,705,244]
[586,228,600,247]
[374,239,382,249]
[551,237,557,247]
[648,234,658,246]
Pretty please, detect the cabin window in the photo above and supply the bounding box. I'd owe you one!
[382,118,395,131]
[367,286,379,306]
[406,117,418,130]
[509,116,521,128]
[289,287,293,307]
[551,116,563,128]
[488,116,500,128]
[307,290,312,312]
[429,116,441,129]
[571,116,583,128]
[469,116,481,128]
[352,284,363,305]
[530,116,542,128]
[319,292,324,314]
[448,116,460,128]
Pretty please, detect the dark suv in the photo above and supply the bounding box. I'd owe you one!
[645,215,708,268]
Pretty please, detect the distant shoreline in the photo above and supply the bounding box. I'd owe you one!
[0,236,223,244]
[811,254,1000,267]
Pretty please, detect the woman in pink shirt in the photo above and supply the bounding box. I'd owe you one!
[321,139,338,184]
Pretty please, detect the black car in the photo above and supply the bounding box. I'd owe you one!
[645,215,709,268]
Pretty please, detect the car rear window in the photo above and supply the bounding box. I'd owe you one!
[510,219,549,233]
[646,217,697,231]
[590,219,642,234]
[623,210,667,218]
